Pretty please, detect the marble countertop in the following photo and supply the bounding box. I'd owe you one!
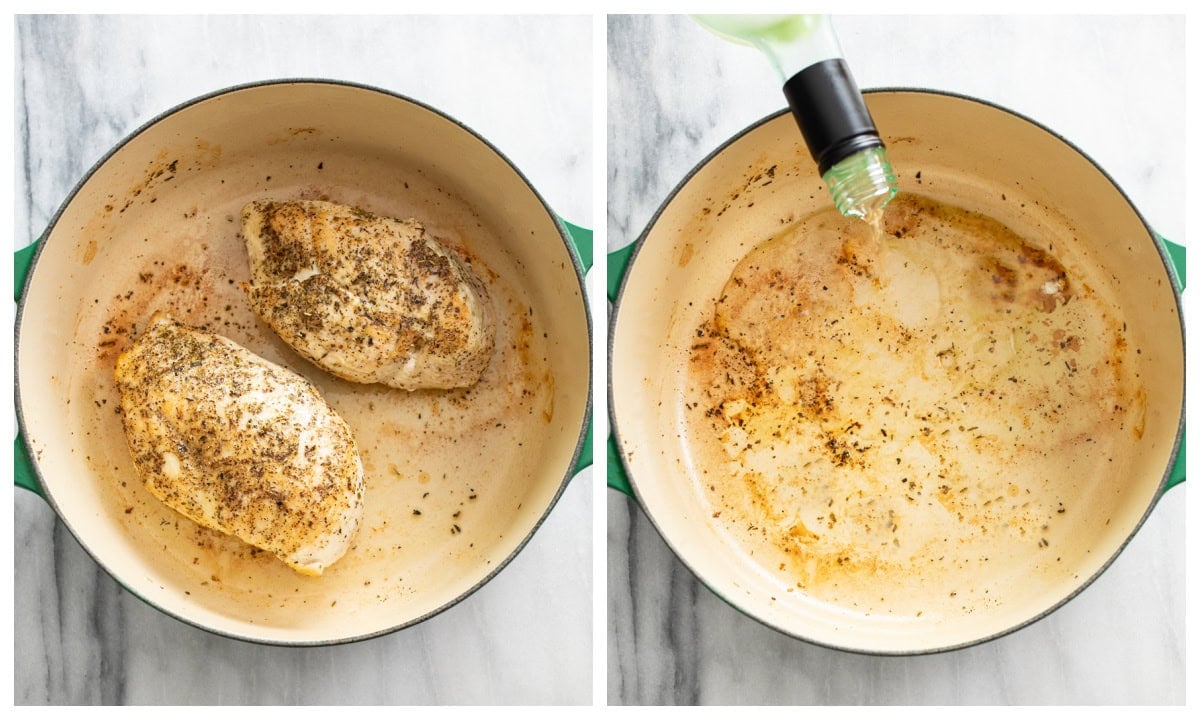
[606,14,1184,705]
[14,15,592,705]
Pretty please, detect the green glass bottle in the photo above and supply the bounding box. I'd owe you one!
[693,14,898,221]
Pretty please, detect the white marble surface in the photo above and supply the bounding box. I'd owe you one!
[607,14,1184,705]
[13,15,592,705]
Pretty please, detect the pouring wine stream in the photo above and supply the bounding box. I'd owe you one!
[693,14,897,237]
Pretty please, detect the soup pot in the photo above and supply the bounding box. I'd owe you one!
[608,89,1183,654]
[15,79,592,645]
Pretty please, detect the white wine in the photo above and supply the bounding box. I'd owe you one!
[694,14,898,225]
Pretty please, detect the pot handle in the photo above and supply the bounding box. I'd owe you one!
[555,218,595,478]
[1160,234,1185,292]
[605,243,637,496]
[559,218,593,273]
[607,435,634,497]
[14,438,43,497]
[572,423,594,478]
[607,242,635,303]
[1158,234,1185,491]
[14,242,44,496]
[15,241,36,301]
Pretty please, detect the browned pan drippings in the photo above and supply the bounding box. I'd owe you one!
[683,193,1141,620]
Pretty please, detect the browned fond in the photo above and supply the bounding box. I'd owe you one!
[684,194,1139,619]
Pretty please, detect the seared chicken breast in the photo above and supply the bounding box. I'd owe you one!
[114,313,364,576]
[242,199,496,390]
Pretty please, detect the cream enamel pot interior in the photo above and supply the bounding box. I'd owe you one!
[15,80,591,645]
[608,90,1184,655]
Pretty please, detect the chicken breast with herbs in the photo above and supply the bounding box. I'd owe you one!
[114,313,364,576]
[242,199,496,390]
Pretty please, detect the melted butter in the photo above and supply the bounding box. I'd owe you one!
[683,193,1138,620]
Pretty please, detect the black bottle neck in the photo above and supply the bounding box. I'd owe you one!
[782,58,884,176]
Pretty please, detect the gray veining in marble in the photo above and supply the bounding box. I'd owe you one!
[607,14,1184,705]
[14,14,592,706]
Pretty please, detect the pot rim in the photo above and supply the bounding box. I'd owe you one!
[607,86,1185,656]
[15,77,593,647]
